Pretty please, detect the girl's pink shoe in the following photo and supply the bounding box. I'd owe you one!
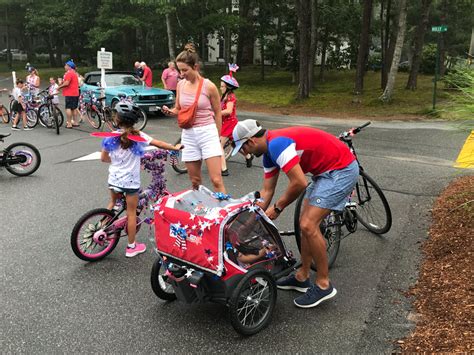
[125,243,147,257]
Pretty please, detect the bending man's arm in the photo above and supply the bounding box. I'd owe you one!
[266,164,307,220]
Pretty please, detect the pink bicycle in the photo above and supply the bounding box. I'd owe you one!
[70,149,178,261]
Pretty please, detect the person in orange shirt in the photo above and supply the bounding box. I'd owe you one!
[140,62,153,87]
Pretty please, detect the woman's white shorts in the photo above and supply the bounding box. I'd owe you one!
[181,123,222,162]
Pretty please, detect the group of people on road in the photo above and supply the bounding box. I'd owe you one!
[6,59,84,131]
[104,43,359,310]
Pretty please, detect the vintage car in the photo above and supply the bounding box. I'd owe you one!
[80,71,174,114]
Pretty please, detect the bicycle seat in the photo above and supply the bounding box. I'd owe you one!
[0,133,11,140]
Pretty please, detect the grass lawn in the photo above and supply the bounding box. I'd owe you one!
[1,61,459,119]
[201,65,453,119]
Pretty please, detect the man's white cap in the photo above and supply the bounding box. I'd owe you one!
[231,119,262,156]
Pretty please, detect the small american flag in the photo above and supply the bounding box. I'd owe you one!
[171,224,187,250]
[228,63,239,76]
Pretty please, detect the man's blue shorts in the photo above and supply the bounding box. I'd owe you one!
[305,160,359,211]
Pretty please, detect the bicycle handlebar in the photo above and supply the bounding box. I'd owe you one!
[339,121,371,141]
[352,121,371,134]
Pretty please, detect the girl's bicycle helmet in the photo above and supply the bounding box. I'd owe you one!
[220,63,240,89]
[221,74,239,89]
[115,103,141,124]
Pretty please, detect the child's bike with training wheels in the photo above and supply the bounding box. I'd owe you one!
[70,149,179,261]
[0,133,41,176]
[286,121,392,269]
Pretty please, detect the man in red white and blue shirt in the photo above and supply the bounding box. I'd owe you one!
[231,119,359,309]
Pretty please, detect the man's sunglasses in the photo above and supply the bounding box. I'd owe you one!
[231,138,249,149]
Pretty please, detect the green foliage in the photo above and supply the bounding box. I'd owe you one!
[420,43,437,74]
[442,64,474,119]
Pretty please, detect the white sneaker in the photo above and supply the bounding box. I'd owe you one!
[23,127,33,131]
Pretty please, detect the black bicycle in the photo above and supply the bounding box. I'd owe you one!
[291,122,392,268]
[0,133,41,176]
[37,90,64,135]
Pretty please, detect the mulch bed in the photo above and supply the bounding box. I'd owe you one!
[398,175,474,352]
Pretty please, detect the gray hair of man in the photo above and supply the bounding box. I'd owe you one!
[140,61,146,67]
[134,61,141,68]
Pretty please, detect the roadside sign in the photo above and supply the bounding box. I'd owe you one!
[431,26,448,33]
[97,50,113,69]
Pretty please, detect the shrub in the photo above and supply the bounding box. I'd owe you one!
[420,43,437,74]
[443,64,474,119]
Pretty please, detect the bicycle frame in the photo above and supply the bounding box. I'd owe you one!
[93,149,172,240]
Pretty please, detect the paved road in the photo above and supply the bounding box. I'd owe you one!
[0,110,470,353]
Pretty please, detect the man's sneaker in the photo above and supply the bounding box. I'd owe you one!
[294,283,337,308]
[276,274,311,293]
[23,127,32,131]
[11,126,20,131]
[125,242,147,257]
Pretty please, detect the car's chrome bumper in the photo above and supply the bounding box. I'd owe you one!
[137,100,175,113]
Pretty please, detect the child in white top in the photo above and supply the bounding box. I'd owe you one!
[48,77,60,105]
[101,103,182,257]
[11,80,30,131]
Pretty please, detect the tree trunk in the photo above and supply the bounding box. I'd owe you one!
[260,36,265,81]
[5,5,12,70]
[165,13,176,59]
[319,29,328,82]
[354,0,373,94]
[55,44,62,68]
[46,33,55,67]
[406,0,432,90]
[469,27,474,57]
[439,0,448,76]
[308,0,319,89]
[236,0,254,65]
[381,0,407,102]
[381,0,392,88]
[380,0,384,74]
[296,0,311,99]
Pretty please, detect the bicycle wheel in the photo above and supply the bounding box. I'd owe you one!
[86,105,102,129]
[223,139,233,160]
[228,269,277,336]
[4,142,41,176]
[171,138,187,174]
[1,106,9,123]
[26,109,38,128]
[353,170,392,234]
[70,208,120,262]
[135,107,147,130]
[52,105,60,135]
[103,107,116,131]
[37,104,50,127]
[294,191,341,269]
[150,257,177,301]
